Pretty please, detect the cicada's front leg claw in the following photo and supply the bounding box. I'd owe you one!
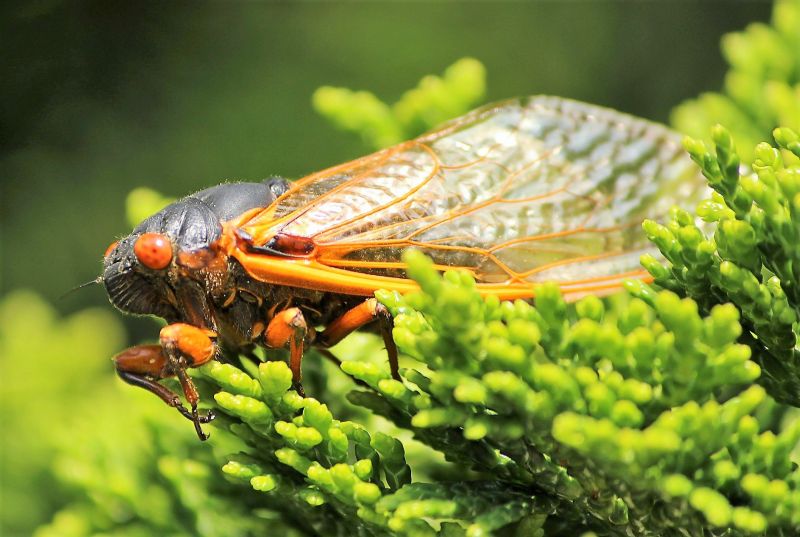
[113,323,219,441]
[173,399,215,440]
[173,402,214,423]
[190,405,213,441]
[159,323,219,440]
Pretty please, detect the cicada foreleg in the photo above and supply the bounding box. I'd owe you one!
[113,323,217,440]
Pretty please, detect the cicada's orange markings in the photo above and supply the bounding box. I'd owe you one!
[231,95,707,308]
[313,258,469,276]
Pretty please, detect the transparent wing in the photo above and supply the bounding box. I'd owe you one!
[240,96,705,289]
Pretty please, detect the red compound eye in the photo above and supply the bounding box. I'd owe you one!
[134,233,173,270]
[104,240,119,258]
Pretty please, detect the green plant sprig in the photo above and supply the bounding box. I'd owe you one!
[312,58,486,151]
[642,126,800,406]
[197,355,568,536]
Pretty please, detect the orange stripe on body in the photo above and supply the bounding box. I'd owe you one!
[228,238,647,302]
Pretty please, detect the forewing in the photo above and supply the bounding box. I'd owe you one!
[240,96,705,291]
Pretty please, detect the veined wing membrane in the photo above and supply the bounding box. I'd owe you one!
[239,96,705,296]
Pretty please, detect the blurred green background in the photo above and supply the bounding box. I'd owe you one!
[0,2,772,535]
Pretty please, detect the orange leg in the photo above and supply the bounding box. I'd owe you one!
[318,298,400,381]
[263,299,399,394]
[264,307,311,395]
[114,323,217,440]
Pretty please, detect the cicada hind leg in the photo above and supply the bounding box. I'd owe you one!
[113,323,217,440]
[317,298,399,381]
[264,298,400,394]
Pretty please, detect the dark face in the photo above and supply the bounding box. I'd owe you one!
[102,180,287,325]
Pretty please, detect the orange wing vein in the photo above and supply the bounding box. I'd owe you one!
[231,96,706,299]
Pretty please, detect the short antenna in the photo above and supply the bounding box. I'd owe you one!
[59,276,103,300]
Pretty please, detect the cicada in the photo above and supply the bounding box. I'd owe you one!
[103,96,705,439]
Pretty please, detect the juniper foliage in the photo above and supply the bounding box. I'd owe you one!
[642,127,800,407]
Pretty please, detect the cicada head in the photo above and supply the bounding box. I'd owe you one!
[103,180,287,321]
[103,196,221,319]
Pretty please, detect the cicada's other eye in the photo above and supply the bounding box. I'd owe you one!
[104,240,119,258]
